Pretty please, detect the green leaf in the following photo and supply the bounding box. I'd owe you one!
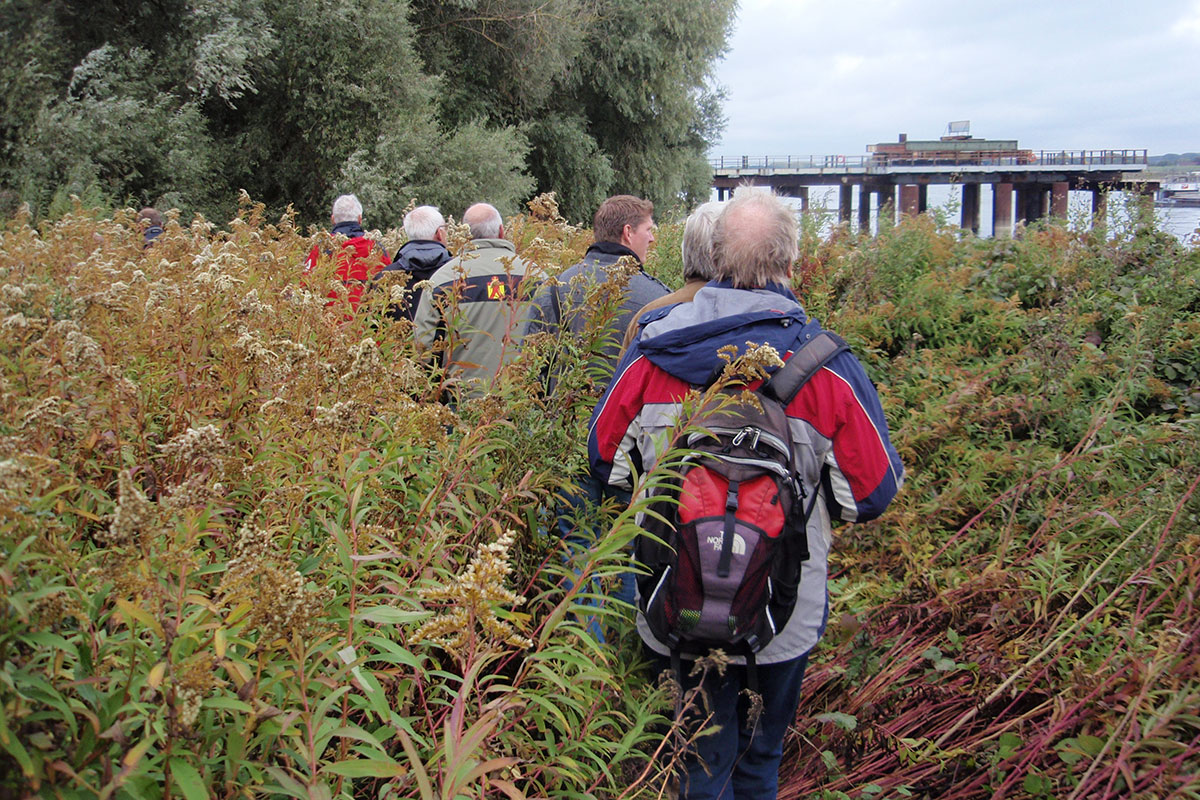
[170,758,209,800]
[357,606,429,625]
[0,726,35,777]
[814,712,857,732]
[324,759,407,778]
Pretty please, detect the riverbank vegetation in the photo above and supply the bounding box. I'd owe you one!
[0,0,734,225]
[0,196,1197,798]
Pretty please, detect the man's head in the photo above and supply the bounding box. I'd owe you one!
[331,194,363,224]
[593,195,655,262]
[137,207,164,228]
[680,202,722,282]
[404,205,446,243]
[463,203,504,239]
[711,191,798,289]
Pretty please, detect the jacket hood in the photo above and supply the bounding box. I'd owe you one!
[636,281,813,385]
[332,220,366,238]
[392,239,451,276]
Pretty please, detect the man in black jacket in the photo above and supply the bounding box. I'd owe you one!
[373,205,452,321]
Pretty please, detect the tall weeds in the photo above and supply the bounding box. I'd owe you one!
[0,194,1197,799]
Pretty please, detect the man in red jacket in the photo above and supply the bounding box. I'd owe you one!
[302,194,389,313]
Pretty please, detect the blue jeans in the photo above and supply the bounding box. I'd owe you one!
[555,473,635,638]
[651,649,810,800]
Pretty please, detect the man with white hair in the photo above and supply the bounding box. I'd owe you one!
[413,203,533,398]
[302,193,389,313]
[589,190,903,799]
[372,204,452,321]
[619,200,722,353]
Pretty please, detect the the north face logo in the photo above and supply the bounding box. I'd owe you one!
[706,533,746,556]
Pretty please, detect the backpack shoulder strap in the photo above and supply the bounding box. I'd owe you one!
[761,326,849,406]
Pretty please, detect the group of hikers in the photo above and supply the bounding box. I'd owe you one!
[293,189,905,800]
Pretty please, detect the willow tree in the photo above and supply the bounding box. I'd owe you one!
[1,0,531,224]
[408,0,736,221]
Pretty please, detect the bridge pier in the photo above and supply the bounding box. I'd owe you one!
[961,183,981,234]
[839,184,853,224]
[993,182,1014,238]
[900,184,920,217]
[1050,181,1069,220]
[1092,189,1107,236]
[857,185,872,231]
[918,184,929,214]
[1015,184,1045,226]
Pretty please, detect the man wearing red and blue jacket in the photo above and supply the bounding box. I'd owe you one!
[302,194,389,314]
[588,191,903,800]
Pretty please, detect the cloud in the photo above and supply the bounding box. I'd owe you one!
[1171,0,1200,38]
[711,0,1198,156]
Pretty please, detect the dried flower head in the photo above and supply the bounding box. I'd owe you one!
[63,331,105,372]
[526,192,563,223]
[343,337,381,382]
[101,471,161,547]
[2,312,28,331]
[158,424,229,464]
[218,523,332,649]
[21,396,63,429]
[412,529,532,657]
[315,401,359,430]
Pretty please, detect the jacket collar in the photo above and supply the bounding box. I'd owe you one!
[332,220,366,238]
[467,237,516,253]
[586,240,642,265]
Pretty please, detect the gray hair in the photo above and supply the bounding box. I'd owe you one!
[680,201,722,281]
[463,203,503,239]
[711,191,798,289]
[331,194,363,224]
[404,205,444,240]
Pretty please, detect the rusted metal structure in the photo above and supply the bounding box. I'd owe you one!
[710,130,1155,236]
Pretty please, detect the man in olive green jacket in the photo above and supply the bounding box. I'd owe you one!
[413,203,533,399]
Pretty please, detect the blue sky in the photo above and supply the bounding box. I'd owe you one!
[710,0,1200,158]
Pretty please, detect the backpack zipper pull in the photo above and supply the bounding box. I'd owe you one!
[732,426,760,449]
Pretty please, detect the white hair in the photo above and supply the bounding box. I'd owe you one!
[463,203,503,239]
[404,205,445,240]
[680,201,722,281]
[331,194,363,223]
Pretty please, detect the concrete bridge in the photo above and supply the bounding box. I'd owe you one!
[710,149,1156,236]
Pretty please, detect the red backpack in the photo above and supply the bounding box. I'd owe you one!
[636,327,846,677]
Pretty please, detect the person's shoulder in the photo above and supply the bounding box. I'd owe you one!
[426,257,466,286]
[633,270,670,293]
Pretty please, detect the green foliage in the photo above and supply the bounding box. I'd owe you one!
[0,197,676,797]
[2,200,1198,798]
[407,0,736,221]
[779,214,1200,799]
[2,0,735,226]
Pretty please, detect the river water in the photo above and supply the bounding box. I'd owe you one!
[785,186,1200,246]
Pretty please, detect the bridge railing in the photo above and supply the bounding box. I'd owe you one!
[711,149,1148,171]
[1031,149,1147,166]
[709,155,871,170]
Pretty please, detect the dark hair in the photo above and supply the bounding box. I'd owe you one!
[593,195,653,243]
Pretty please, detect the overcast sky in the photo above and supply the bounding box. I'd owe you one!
[710,0,1200,158]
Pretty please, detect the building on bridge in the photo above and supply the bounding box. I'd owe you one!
[711,128,1155,236]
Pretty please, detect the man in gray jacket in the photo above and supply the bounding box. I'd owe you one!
[413,203,532,399]
[523,194,669,388]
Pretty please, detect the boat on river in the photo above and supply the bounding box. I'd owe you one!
[1157,172,1200,207]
